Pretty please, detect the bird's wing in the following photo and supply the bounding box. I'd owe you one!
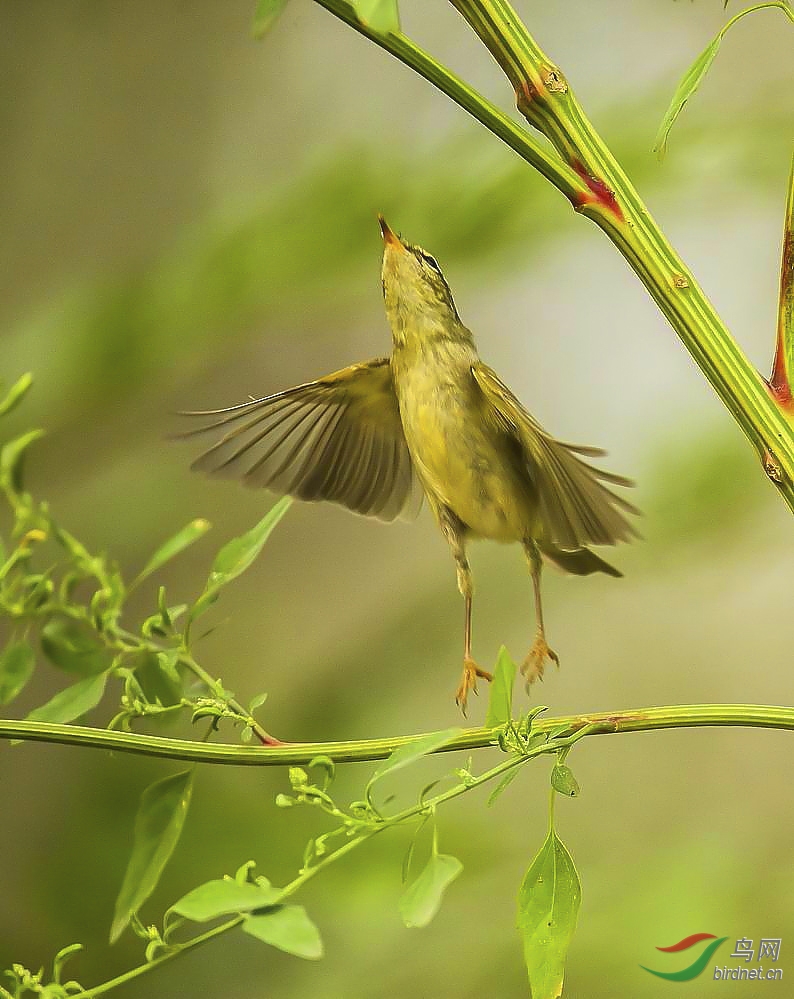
[471,362,638,549]
[177,358,417,522]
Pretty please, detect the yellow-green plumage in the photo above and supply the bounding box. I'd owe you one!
[179,218,638,712]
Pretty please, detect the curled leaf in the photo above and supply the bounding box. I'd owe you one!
[551,763,580,798]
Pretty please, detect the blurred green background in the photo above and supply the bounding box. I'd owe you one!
[2,1,793,996]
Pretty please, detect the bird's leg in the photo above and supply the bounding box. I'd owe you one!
[439,510,491,715]
[521,540,560,686]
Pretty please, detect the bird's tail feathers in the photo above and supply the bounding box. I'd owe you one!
[540,543,622,578]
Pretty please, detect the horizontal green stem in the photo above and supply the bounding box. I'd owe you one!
[3,704,793,765]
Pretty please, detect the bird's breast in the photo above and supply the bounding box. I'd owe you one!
[392,351,531,542]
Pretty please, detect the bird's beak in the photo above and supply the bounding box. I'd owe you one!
[378,214,403,251]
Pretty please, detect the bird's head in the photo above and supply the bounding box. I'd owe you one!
[378,216,461,346]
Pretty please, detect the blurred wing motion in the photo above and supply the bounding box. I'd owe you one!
[178,358,417,521]
[471,362,638,549]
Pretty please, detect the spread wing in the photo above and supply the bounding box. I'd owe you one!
[471,362,638,548]
[177,358,417,522]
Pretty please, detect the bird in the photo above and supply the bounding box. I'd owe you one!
[177,217,638,714]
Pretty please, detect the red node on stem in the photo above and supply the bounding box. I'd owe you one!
[570,159,624,223]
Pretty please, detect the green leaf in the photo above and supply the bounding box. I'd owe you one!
[653,35,721,158]
[0,637,35,705]
[26,672,108,725]
[133,519,211,586]
[370,728,461,784]
[551,763,580,798]
[170,878,279,922]
[110,770,194,943]
[517,829,582,999]
[0,428,45,492]
[40,618,111,676]
[190,498,291,621]
[654,2,794,158]
[0,373,33,418]
[487,766,521,807]
[134,650,183,707]
[400,852,463,928]
[485,646,517,727]
[242,905,323,960]
[251,0,289,39]
[351,0,400,34]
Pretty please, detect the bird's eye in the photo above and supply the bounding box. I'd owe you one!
[422,254,441,274]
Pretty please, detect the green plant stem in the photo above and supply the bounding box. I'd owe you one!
[446,0,794,505]
[310,0,585,202]
[177,648,278,745]
[73,722,591,998]
[3,703,794,765]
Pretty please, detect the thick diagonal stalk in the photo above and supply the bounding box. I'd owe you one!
[448,0,794,508]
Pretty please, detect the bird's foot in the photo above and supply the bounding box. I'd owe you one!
[454,656,493,717]
[520,633,560,687]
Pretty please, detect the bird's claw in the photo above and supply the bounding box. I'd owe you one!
[521,633,560,687]
[455,656,493,716]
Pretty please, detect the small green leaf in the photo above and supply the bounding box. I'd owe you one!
[370,728,461,785]
[26,672,108,725]
[190,499,291,621]
[485,646,517,727]
[517,829,581,999]
[551,763,579,798]
[351,0,400,34]
[243,905,323,960]
[133,519,211,586]
[170,878,279,922]
[654,2,794,157]
[110,770,194,943]
[40,618,111,676]
[251,0,289,39]
[0,428,45,492]
[248,692,268,713]
[0,373,33,418]
[134,650,183,707]
[654,35,721,158]
[0,637,35,705]
[487,766,521,807]
[400,852,463,928]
